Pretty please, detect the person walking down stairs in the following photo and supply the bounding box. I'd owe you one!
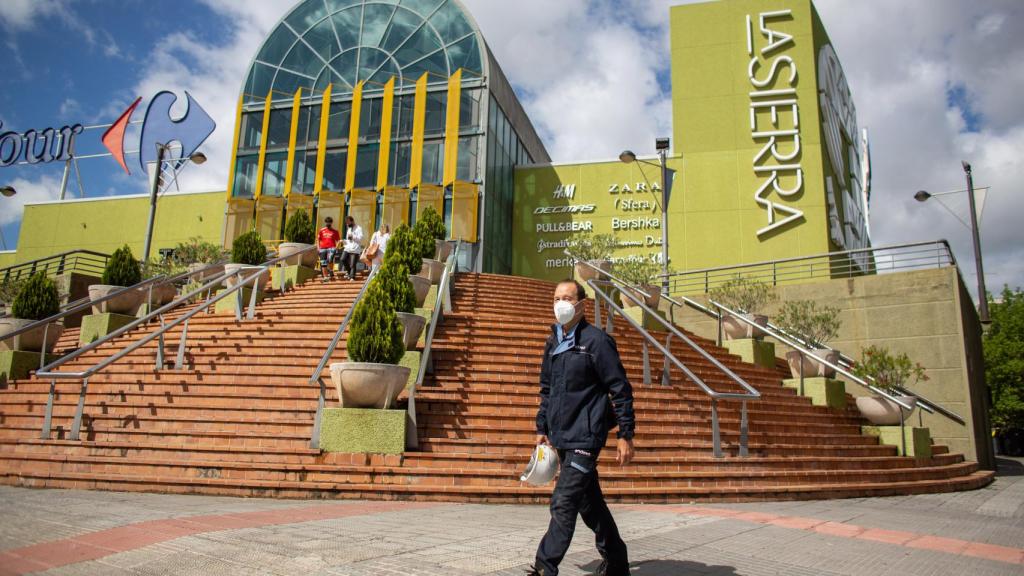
[316,217,341,283]
[341,216,364,280]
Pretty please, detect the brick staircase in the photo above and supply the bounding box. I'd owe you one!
[0,272,993,502]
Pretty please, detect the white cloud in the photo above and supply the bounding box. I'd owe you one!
[0,174,62,227]
[0,0,64,30]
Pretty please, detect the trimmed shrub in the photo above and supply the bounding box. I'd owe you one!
[411,219,436,261]
[102,245,142,287]
[12,272,60,321]
[374,259,416,314]
[775,300,841,348]
[382,224,421,276]
[283,209,315,244]
[173,237,225,265]
[708,275,777,315]
[567,231,617,262]
[616,257,660,287]
[851,345,929,393]
[417,206,447,241]
[347,281,405,364]
[231,230,266,266]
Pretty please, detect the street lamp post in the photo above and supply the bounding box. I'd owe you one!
[0,186,16,250]
[142,143,206,264]
[914,161,989,323]
[619,138,673,293]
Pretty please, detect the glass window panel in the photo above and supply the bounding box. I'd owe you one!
[306,104,322,147]
[424,91,446,136]
[392,142,411,187]
[360,97,383,140]
[381,7,424,52]
[293,150,319,195]
[457,136,477,182]
[422,141,443,183]
[397,94,416,137]
[247,63,276,102]
[282,39,327,79]
[325,0,363,11]
[321,149,347,192]
[445,34,481,75]
[285,1,328,34]
[331,8,363,51]
[241,112,264,150]
[266,108,293,151]
[391,19,444,64]
[233,155,259,198]
[368,60,401,88]
[326,101,352,143]
[399,0,445,19]
[400,48,449,83]
[302,17,342,63]
[257,26,298,66]
[358,48,389,84]
[272,68,314,97]
[324,50,359,88]
[262,152,289,197]
[293,105,312,150]
[429,1,473,43]
[360,4,396,49]
[355,144,379,188]
[460,88,479,131]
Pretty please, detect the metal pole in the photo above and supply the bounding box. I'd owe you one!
[659,148,670,294]
[142,143,165,265]
[963,162,989,323]
[59,159,71,201]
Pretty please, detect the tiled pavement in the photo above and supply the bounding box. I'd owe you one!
[1,458,1021,576]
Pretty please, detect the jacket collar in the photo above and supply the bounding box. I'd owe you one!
[549,316,589,340]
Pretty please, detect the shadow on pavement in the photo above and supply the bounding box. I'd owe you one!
[995,456,1024,476]
[579,559,741,575]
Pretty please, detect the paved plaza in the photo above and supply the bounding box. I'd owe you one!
[0,458,1021,576]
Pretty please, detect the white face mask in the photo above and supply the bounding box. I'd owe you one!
[553,300,578,326]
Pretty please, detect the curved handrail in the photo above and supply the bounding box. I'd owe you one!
[306,266,380,449]
[35,245,317,440]
[407,241,462,449]
[568,252,759,458]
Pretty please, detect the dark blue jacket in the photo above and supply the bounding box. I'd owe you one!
[536,318,635,450]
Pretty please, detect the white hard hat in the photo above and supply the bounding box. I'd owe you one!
[521,444,559,485]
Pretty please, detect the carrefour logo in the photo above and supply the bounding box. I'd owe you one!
[0,90,215,174]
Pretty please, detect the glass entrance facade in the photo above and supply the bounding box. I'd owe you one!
[225,0,549,273]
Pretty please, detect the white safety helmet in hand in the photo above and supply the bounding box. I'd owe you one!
[521,443,559,485]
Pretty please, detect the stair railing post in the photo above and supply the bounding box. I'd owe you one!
[155,314,166,370]
[662,333,672,386]
[310,376,326,449]
[716,307,723,347]
[38,323,50,371]
[234,272,244,322]
[174,318,189,370]
[246,272,261,320]
[712,398,722,458]
[41,379,56,439]
[642,340,651,386]
[899,409,907,457]
[740,400,749,457]
[799,351,805,396]
[69,377,89,441]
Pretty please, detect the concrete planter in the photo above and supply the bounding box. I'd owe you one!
[187,263,225,283]
[435,239,452,261]
[419,258,445,284]
[88,284,144,315]
[785,349,839,379]
[856,395,918,425]
[223,264,269,292]
[396,312,426,350]
[146,283,178,307]
[329,362,411,409]
[409,274,431,307]
[722,312,769,340]
[620,284,661,309]
[575,259,612,283]
[0,318,64,353]
[278,242,316,267]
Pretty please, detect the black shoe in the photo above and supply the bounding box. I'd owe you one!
[594,560,630,576]
[525,565,545,576]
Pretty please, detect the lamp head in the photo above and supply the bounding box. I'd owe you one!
[914,190,931,202]
[0,185,15,198]
[655,137,670,151]
[189,152,207,165]
[961,160,971,174]
[619,150,637,164]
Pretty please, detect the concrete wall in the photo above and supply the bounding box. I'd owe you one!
[667,266,992,467]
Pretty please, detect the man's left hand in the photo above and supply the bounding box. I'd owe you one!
[616,438,634,466]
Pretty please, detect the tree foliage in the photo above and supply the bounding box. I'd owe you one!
[986,286,1024,432]
[383,224,422,275]
[775,299,842,347]
[347,280,405,364]
[102,245,142,287]
[416,206,447,241]
[567,231,617,262]
[708,275,777,314]
[12,272,60,321]
[231,230,266,266]
[851,344,929,393]
[283,209,315,244]
[374,259,416,314]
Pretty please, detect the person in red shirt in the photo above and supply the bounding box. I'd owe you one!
[317,217,342,282]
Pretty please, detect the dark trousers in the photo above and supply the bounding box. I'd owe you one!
[535,449,629,575]
[340,251,359,279]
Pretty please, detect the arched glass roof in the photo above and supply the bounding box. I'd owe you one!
[243,0,485,102]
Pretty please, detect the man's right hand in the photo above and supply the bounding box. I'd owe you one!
[536,435,549,446]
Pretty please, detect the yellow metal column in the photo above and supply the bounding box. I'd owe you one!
[344,80,364,193]
[409,73,428,189]
[313,84,333,196]
[442,68,462,186]
[283,88,302,198]
[253,90,273,200]
[377,77,395,191]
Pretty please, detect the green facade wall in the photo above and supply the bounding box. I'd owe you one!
[9,190,225,265]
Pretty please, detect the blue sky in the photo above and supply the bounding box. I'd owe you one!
[1,0,1022,297]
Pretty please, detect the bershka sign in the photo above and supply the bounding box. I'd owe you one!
[0,90,215,176]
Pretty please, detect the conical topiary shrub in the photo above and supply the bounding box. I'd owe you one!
[102,245,142,287]
[232,230,266,265]
[347,281,405,364]
[417,206,446,241]
[411,217,437,261]
[374,259,416,314]
[382,224,421,277]
[12,272,60,321]
[283,209,315,244]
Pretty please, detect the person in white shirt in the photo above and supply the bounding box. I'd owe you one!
[341,216,364,280]
[368,224,390,271]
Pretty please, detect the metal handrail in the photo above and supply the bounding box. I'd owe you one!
[0,249,111,280]
[35,246,317,440]
[568,252,760,458]
[307,267,380,449]
[407,241,462,449]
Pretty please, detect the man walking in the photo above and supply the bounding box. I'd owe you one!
[316,217,341,283]
[340,215,364,280]
[529,279,635,576]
